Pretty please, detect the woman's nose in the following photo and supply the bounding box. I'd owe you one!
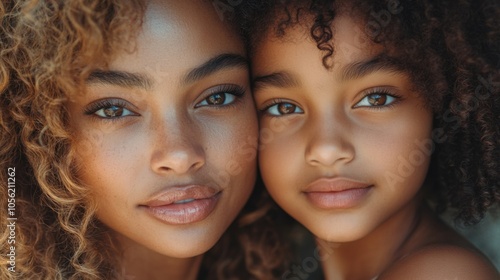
[150,116,205,175]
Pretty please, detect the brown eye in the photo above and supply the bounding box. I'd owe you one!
[85,99,137,119]
[367,94,387,106]
[103,106,124,117]
[354,92,397,108]
[94,105,135,118]
[197,91,239,107]
[264,101,304,116]
[278,103,297,114]
[206,93,225,105]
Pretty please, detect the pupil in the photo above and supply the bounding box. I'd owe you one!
[278,103,295,114]
[104,106,123,117]
[368,94,386,106]
[208,93,225,105]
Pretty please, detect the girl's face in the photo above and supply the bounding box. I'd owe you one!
[68,0,257,257]
[252,14,433,242]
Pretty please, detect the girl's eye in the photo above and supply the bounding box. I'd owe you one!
[197,92,236,107]
[264,102,304,116]
[94,105,135,118]
[354,93,397,108]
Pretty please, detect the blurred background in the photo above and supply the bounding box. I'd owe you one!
[287,206,500,279]
[442,206,500,270]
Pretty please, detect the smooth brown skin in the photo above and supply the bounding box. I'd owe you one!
[252,13,499,280]
[67,0,257,279]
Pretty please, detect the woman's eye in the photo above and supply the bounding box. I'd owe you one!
[94,105,135,118]
[265,102,303,116]
[197,92,236,107]
[354,93,397,107]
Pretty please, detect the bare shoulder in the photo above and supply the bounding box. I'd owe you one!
[379,244,499,280]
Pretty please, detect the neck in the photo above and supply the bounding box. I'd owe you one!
[318,199,422,280]
[115,235,203,280]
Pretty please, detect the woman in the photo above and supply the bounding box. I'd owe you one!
[0,0,286,279]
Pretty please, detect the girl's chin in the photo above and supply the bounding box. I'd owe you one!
[308,224,370,243]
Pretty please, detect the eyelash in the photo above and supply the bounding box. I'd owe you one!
[259,88,403,117]
[196,84,246,109]
[83,85,245,121]
[260,98,293,113]
[354,88,403,109]
[84,99,137,122]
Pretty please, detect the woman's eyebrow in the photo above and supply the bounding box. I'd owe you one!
[341,54,406,81]
[87,70,153,90]
[86,54,247,90]
[182,53,249,85]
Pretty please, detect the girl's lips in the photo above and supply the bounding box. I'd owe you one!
[140,185,221,225]
[305,188,372,209]
[303,178,373,209]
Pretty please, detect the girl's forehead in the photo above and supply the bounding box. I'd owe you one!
[253,13,383,70]
[330,14,384,60]
[257,8,383,59]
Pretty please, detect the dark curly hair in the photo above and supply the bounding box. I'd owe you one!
[0,0,289,279]
[235,0,500,225]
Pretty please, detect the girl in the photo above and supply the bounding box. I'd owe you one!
[0,0,286,279]
[237,0,500,279]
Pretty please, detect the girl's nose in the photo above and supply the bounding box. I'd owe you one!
[304,115,354,167]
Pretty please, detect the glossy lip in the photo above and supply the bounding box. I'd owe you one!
[303,177,373,209]
[140,185,221,225]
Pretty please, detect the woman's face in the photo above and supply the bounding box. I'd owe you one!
[68,0,257,257]
[252,14,433,242]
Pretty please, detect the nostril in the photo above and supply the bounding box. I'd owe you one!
[151,145,205,175]
[305,139,354,167]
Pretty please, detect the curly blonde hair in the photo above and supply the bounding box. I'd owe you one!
[0,0,288,279]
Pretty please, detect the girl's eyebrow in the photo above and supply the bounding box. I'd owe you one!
[340,53,406,81]
[252,71,301,92]
[252,54,406,92]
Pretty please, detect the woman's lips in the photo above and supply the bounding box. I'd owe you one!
[303,178,373,209]
[141,185,221,225]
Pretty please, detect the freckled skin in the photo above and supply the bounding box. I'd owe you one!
[252,13,498,280]
[66,1,257,279]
